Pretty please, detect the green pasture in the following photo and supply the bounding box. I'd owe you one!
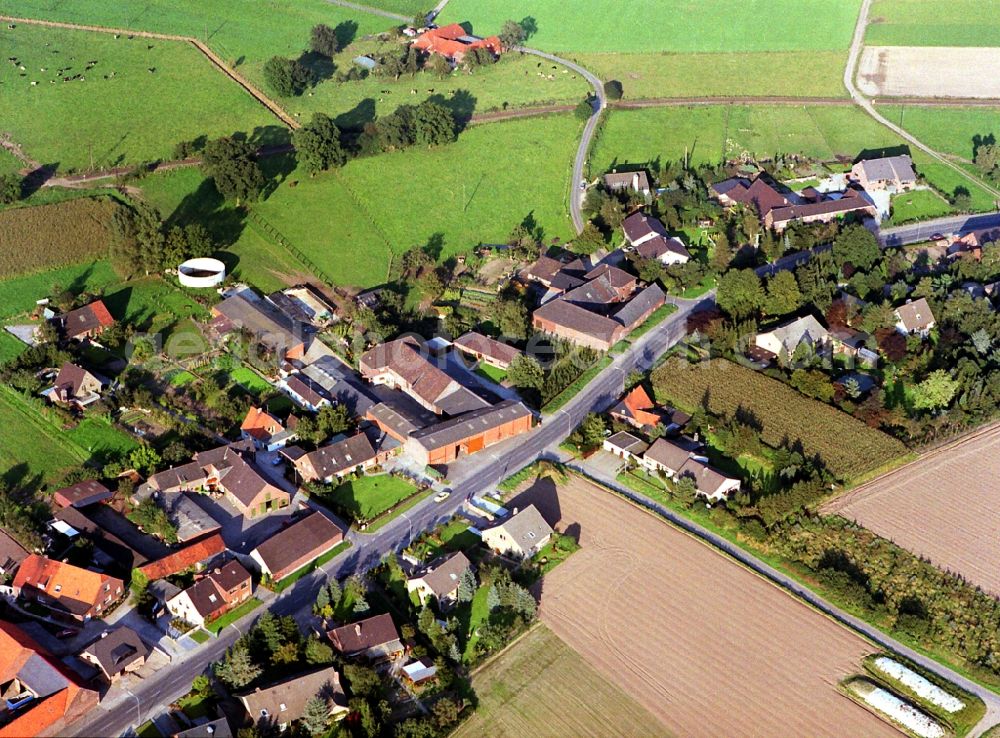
[866,1,1000,46]
[0,260,119,321]
[881,105,1000,162]
[0,388,83,490]
[442,0,861,53]
[0,24,283,171]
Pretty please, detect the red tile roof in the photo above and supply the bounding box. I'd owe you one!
[62,300,114,339]
[412,24,502,60]
[138,533,226,581]
[12,555,124,618]
[240,406,285,441]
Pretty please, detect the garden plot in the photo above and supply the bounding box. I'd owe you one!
[859,47,1000,99]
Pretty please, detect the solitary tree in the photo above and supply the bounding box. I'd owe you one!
[310,23,340,58]
[202,137,265,205]
[603,79,623,100]
[456,567,476,603]
[293,113,347,174]
[574,98,594,121]
[499,19,526,48]
[263,56,311,96]
[214,643,261,689]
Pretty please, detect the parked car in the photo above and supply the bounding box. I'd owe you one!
[433,491,451,503]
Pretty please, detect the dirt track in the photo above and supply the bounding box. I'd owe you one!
[534,476,898,738]
[825,421,1000,598]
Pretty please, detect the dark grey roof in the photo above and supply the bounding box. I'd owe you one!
[409,400,532,450]
[368,396,437,438]
[0,529,28,572]
[300,433,377,479]
[284,374,329,407]
[613,283,666,330]
[160,493,221,543]
[635,236,691,261]
[18,653,69,698]
[857,155,916,183]
[173,717,233,738]
[622,212,668,245]
[301,356,377,417]
[435,385,493,416]
[213,292,302,351]
[644,438,696,471]
[81,626,149,677]
[604,431,648,455]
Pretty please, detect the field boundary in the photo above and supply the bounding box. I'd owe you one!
[0,14,298,130]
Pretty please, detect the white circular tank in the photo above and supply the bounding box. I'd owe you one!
[177,257,226,288]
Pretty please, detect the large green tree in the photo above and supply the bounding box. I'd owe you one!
[911,370,959,412]
[293,113,348,174]
[507,354,544,390]
[412,101,456,147]
[263,56,311,96]
[202,137,265,205]
[832,224,881,272]
[499,19,526,48]
[716,268,764,319]
[310,23,340,58]
[0,173,21,204]
[764,270,803,316]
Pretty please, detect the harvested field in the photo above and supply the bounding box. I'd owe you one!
[454,624,669,738]
[859,47,1000,99]
[535,475,898,738]
[824,423,1000,599]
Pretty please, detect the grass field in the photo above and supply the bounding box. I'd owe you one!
[66,417,140,461]
[590,105,997,211]
[229,366,271,394]
[324,474,418,521]
[0,148,23,176]
[443,0,861,53]
[573,50,850,100]
[255,115,578,287]
[866,1,1000,46]
[0,260,119,321]
[102,277,210,336]
[888,188,953,224]
[454,625,669,737]
[880,105,1000,163]
[0,388,83,490]
[0,24,283,171]
[0,331,27,364]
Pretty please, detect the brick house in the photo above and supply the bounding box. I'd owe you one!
[59,300,114,341]
[249,512,345,583]
[13,555,124,622]
[166,560,253,627]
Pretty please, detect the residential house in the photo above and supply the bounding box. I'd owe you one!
[452,332,521,370]
[240,406,296,451]
[46,362,106,409]
[280,374,332,413]
[676,458,741,502]
[711,175,791,217]
[166,560,253,627]
[0,529,28,579]
[406,551,472,608]
[602,431,649,461]
[609,385,689,432]
[521,255,569,288]
[635,235,691,265]
[51,480,112,510]
[621,212,670,248]
[765,193,877,232]
[59,299,114,341]
[288,432,383,485]
[894,298,936,337]
[403,400,533,466]
[0,621,98,738]
[79,626,150,683]
[829,326,879,367]
[250,512,345,583]
[603,169,651,198]
[172,717,233,738]
[480,505,552,559]
[210,291,306,362]
[327,613,404,662]
[642,437,704,477]
[239,667,347,731]
[138,533,227,581]
[850,155,917,192]
[411,23,502,62]
[12,555,124,622]
[753,315,830,362]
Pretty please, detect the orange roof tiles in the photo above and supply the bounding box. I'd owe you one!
[241,406,285,441]
[12,555,124,618]
[412,24,502,60]
[138,532,226,581]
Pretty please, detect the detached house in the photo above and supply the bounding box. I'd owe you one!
[894,298,936,337]
[166,560,253,627]
[640,438,739,502]
[603,169,651,198]
[288,432,383,485]
[45,362,107,409]
[481,505,552,559]
[327,613,404,662]
[609,385,689,432]
[238,666,348,731]
[603,431,649,461]
[676,458,742,502]
[635,234,691,265]
[406,551,471,608]
[59,300,114,341]
[850,155,917,193]
[79,626,150,683]
[13,555,124,622]
[240,406,295,451]
[753,315,830,362]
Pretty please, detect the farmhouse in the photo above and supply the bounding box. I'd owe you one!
[365,396,438,443]
[51,480,112,509]
[765,192,877,232]
[711,175,790,216]
[210,291,306,362]
[894,297,936,337]
[635,234,691,265]
[452,331,521,370]
[0,621,98,738]
[266,284,337,327]
[404,399,534,466]
[609,385,689,432]
[622,211,671,248]
[603,431,649,460]
[13,554,124,621]
[327,613,404,662]
[754,315,830,361]
[45,362,106,409]
[481,505,552,559]
[288,432,387,484]
[406,551,472,608]
[240,406,295,451]
[521,255,567,287]
[533,298,624,351]
[79,626,150,683]
[603,169,652,197]
[676,458,741,502]
[166,560,252,627]
[300,355,378,418]
[250,512,345,583]
[850,155,917,192]
[412,23,502,62]
[59,299,114,341]
[238,666,348,731]
[0,529,28,577]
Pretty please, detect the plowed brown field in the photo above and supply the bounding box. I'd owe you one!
[537,476,898,738]
[824,423,1000,597]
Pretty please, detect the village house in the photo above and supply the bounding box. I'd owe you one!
[829,326,879,367]
[327,613,404,662]
[0,529,28,579]
[635,234,691,265]
[603,169,652,198]
[602,431,650,461]
[58,299,115,341]
[411,23,502,63]
[51,480,113,509]
[287,432,385,484]
[138,533,226,582]
[364,395,438,444]
[238,666,348,731]
[13,554,124,622]
[850,154,918,192]
[403,399,534,466]
[452,331,521,370]
[894,297,936,337]
[481,505,552,559]
[280,373,332,413]
[622,211,670,248]
[166,560,253,628]
[240,406,296,451]
[250,512,344,583]
[44,362,107,409]
[406,551,472,608]
[79,626,150,683]
[50,505,166,572]
[676,458,742,502]
[0,621,99,738]
[753,315,830,362]
[609,385,690,433]
[641,437,706,477]
[765,193,877,232]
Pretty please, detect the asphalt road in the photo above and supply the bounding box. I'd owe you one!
[880,212,1000,246]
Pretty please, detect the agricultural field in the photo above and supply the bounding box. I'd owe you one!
[824,424,1000,599]
[255,115,578,288]
[536,475,898,737]
[0,260,119,321]
[442,0,861,53]
[859,47,1000,99]
[865,1,1000,46]
[0,197,119,278]
[879,105,1000,162]
[0,24,284,171]
[651,358,907,481]
[454,624,669,738]
[0,388,84,490]
[590,104,998,211]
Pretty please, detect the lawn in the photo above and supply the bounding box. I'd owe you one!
[102,277,210,336]
[865,1,1000,46]
[0,331,28,364]
[888,188,953,224]
[0,387,84,491]
[590,105,997,211]
[0,260,119,321]
[455,624,669,737]
[66,417,140,463]
[574,50,850,100]
[0,24,283,172]
[229,366,272,394]
[255,115,578,288]
[460,582,492,661]
[204,597,262,634]
[628,303,676,339]
[166,369,197,387]
[321,474,420,522]
[188,628,210,644]
[475,363,507,384]
[443,0,861,53]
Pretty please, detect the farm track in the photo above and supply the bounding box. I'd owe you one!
[0,14,298,129]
